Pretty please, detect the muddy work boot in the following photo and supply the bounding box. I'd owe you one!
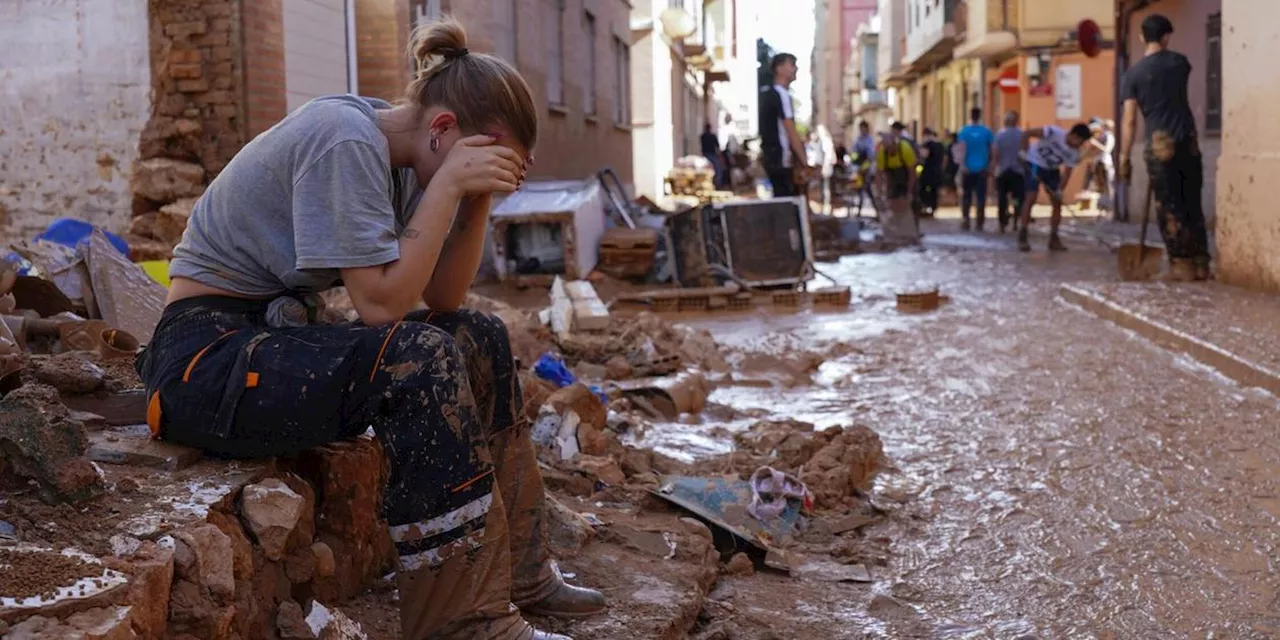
[1047,233,1068,252]
[1161,258,1198,282]
[1017,229,1031,252]
[1193,255,1214,281]
[520,564,607,619]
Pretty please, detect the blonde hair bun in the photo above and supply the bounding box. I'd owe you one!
[410,17,469,72]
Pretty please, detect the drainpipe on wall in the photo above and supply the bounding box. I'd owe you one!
[344,0,359,95]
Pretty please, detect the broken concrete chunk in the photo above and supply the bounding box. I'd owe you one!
[311,541,337,578]
[305,601,368,640]
[240,478,305,562]
[545,496,596,556]
[6,605,135,640]
[574,454,626,487]
[172,524,235,603]
[0,383,103,502]
[725,552,755,576]
[27,354,107,394]
[277,600,316,639]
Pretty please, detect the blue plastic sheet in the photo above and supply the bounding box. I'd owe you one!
[5,219,130,276]
[532,353,608,405]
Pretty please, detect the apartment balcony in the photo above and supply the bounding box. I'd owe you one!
[903,0,966,71]
[955,0,1017,60]
[1019,0,1113,49]
[858,88,889,112]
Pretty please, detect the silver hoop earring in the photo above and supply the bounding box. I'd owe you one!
[429,136,440,153]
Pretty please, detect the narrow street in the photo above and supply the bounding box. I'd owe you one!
[625,216,1280,638]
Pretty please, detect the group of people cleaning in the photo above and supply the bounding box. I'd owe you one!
[761,13,1209,275]
[833,111,1117,252]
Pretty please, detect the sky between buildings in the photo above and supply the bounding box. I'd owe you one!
[756,0,817,121]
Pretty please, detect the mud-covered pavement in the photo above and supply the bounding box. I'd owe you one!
[633,218,1280,638]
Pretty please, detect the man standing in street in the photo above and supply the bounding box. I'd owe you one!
[701,123,724,188]
[1120,13,1211,281]
[993,110,1025,233]
[759,52,811,197]
[956,108,996,231]
[918,128,946,216]
[851,121,877,216]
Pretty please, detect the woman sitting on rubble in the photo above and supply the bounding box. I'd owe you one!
[135,18,603,640]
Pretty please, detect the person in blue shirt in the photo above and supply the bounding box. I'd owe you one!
[956,108,996,231]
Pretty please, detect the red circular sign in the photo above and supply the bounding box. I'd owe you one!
[997,67,1020,95]
[1079,19,1102,58]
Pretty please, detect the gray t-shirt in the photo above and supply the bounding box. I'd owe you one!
[994,127,1024,175]
[170,95,422,297]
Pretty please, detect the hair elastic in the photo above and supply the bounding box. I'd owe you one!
[443,48,469,59]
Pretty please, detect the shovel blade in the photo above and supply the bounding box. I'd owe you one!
[1117,243,1164,281]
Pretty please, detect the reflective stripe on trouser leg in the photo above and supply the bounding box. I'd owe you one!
[408,310,558,604]
[396,487,532,640]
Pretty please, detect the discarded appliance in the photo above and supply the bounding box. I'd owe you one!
[597,227,659,280]
[490,179,606,282]
[652,475,805,551]
[668,197,816,288]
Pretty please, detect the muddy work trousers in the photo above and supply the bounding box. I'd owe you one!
[136,297,556,639]
[1146,137,1210,261]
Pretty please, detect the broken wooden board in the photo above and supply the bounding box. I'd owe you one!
[548,276,574,337]
[60,389,146,427]
[87,426,203,471]
[614,284,741,303]
[564,280,610,331]
[86,230,166,344]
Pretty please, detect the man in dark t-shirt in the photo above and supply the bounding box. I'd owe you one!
[1120,13,1211,280]
[758,52,810,197]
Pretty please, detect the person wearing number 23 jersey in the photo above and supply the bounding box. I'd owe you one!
[1015,123,1091,252]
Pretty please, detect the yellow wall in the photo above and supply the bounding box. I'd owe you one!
[899,58,982,136]
[1019,0,1114,47]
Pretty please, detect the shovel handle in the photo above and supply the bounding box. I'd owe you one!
[1138,181,1154,257]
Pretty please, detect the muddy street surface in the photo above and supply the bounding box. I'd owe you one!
[633,219,1280,639]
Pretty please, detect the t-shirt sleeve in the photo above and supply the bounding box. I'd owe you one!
[292,140,400,270]
[902,143,917,167]
[778,88,794,121]
[1121,68,1140,101]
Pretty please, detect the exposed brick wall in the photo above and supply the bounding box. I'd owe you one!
[415,0,633,185]
[356,0,411,101]
[142,0,246,177]
[242,0,287,139]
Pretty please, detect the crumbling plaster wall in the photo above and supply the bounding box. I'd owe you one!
[0,0,153,240]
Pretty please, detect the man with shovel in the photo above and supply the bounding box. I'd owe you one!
[1120,13,1212,281]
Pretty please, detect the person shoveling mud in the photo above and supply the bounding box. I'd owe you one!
[135,19,601,640]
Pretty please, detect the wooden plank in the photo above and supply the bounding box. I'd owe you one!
[548,276,574,337]
[614,284,741,303]
[60,390,146,427]
[87,427,203,471]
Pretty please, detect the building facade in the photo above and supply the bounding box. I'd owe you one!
[880,0,979,141]
[950,0,1114,203]
[630,0,740,199]
[813,0,878,144]
[845,16,894,133]
[0,0,633,240]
